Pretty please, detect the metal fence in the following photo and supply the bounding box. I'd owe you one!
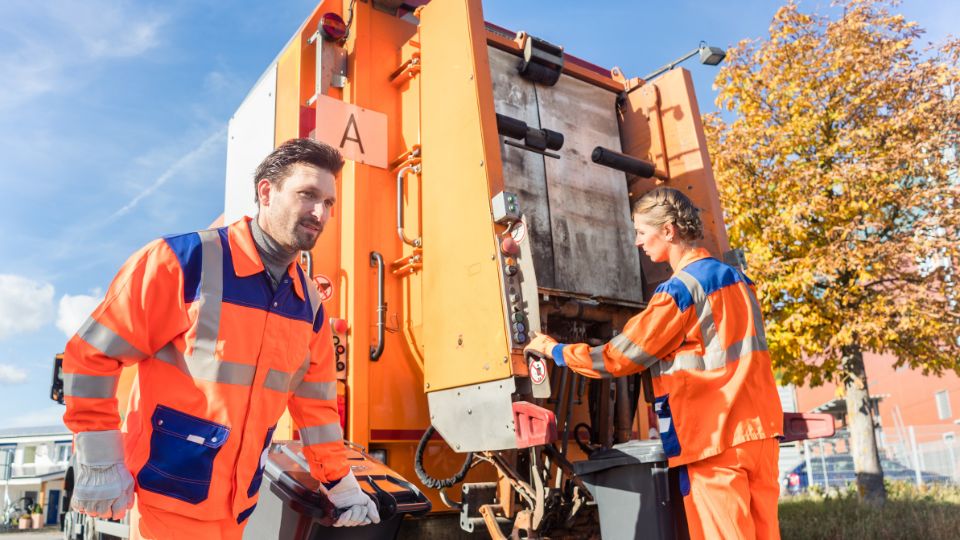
[781,425,959,491]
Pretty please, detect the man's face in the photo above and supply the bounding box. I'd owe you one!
[634,215,671,263]
[257,163,337,251]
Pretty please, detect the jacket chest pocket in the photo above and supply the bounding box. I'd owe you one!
[137,405,230,504]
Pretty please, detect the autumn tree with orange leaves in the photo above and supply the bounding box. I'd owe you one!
[704,0,960,504]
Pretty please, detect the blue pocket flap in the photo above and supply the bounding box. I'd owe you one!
[153,405,229,449]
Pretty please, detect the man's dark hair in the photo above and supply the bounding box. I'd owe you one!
[253,138,345,203]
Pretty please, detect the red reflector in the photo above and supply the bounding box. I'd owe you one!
[513,401,557,448]
[319,13,347,42]
[789,473,800,486]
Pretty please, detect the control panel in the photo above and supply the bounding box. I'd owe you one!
[492,191,530,348]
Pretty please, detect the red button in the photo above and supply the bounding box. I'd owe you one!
[331,318,349,335]
[501,236,521,256]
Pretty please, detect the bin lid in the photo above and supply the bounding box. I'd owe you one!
[572,440,667,476]
[263,441,432,521]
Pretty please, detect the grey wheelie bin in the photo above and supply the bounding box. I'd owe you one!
[573,440,679,540]
[243,440,431,540]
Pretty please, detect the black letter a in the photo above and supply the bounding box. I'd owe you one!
[339,114,365,154]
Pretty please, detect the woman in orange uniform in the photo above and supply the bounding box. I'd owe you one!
[526,186,783,540]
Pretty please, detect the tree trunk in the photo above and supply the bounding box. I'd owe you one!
[842,342,887,505]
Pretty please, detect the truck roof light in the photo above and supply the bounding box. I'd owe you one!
[319,13,347,42]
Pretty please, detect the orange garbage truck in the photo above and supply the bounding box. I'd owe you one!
[51,1,835,538]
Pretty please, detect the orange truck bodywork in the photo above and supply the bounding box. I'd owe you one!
[90,0,756,533]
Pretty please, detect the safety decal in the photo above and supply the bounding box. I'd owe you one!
[529,357,547,385]
[313,274,334,302]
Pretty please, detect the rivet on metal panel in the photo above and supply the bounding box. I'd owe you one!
[469,73,474,80]
[503,356,508,364]
[479,160,484,167]
[468,409,472,414]
[426,383,431,389]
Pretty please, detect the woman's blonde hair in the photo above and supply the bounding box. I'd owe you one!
[632,186,704,241]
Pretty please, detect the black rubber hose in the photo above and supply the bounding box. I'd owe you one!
[574,423,596,456]
[414,425,474,489]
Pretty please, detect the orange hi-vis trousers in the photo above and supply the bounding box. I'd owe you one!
[678,438,780,540]
[131,499,244,540]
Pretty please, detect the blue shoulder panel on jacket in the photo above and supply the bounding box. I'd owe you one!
[163,232,202,304]
[217,228,313,324]
[683,257,746,297]
[654,278,694,312]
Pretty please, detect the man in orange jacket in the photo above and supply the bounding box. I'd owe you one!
[526,187,783,540]
[62,139,378,539]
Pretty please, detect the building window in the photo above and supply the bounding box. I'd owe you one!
[935,390,952,420]
[55,443,72,463]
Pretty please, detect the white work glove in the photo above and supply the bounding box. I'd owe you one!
[325,471,380,527]
[72,430,135,520]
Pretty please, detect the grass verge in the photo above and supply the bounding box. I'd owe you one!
[779,481,960,539]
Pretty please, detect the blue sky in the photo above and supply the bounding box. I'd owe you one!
[0,0,955,429]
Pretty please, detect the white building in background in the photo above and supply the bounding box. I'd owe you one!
[0,425,72,526]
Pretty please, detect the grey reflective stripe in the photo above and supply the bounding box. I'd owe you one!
[609,333,660,368]
[654,333,768,376]
[63,373,119,399]
[289,354,311,391]
[264,369,293,393]
[300,423,342,446]
[303,270,322,323]
[150,230,252,385]
[743,283,769,350]
[589,346,612,378]
[294,381,336,400]
[675,271,719,356]
[192,229,224,366]
[76,317,148,361]
[154,343,256,385]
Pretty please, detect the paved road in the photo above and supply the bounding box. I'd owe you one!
[0,528,59,539]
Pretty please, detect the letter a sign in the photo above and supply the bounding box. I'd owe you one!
[314,94,388,169]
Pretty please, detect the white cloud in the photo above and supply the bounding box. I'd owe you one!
[56,292,103,338]
[0,405,66,429]
[0,1,167,110]
[0,274,54,340]
[0,364,28,385]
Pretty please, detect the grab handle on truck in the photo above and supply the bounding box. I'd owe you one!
[397,164,422,247]
[370,251,386,360]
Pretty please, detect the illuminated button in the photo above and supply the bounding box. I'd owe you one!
[512,312,525,323]
[512,322,527,334]
[513,333,527,344]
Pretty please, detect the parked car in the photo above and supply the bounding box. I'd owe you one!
[782,454,952,494]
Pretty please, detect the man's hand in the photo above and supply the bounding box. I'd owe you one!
[525,332,562,366]
[72,430,135,520]
[326,471,381,527]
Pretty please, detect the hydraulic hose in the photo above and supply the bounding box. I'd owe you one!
[414,425,474,489]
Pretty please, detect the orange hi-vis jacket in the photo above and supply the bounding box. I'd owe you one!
[62,217,348,524]
[552,248,783,467]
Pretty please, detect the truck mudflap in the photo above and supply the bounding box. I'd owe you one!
[243,441,431,540]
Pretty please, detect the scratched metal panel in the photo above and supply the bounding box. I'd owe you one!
[537,73,642,302]
[488,47,555,289]
[487,47,642,303]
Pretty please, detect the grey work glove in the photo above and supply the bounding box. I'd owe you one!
[72,430,135,520]
[325,470,381,527]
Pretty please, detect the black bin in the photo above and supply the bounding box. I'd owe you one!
[243,441,431,540]
[573,440,676,540]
